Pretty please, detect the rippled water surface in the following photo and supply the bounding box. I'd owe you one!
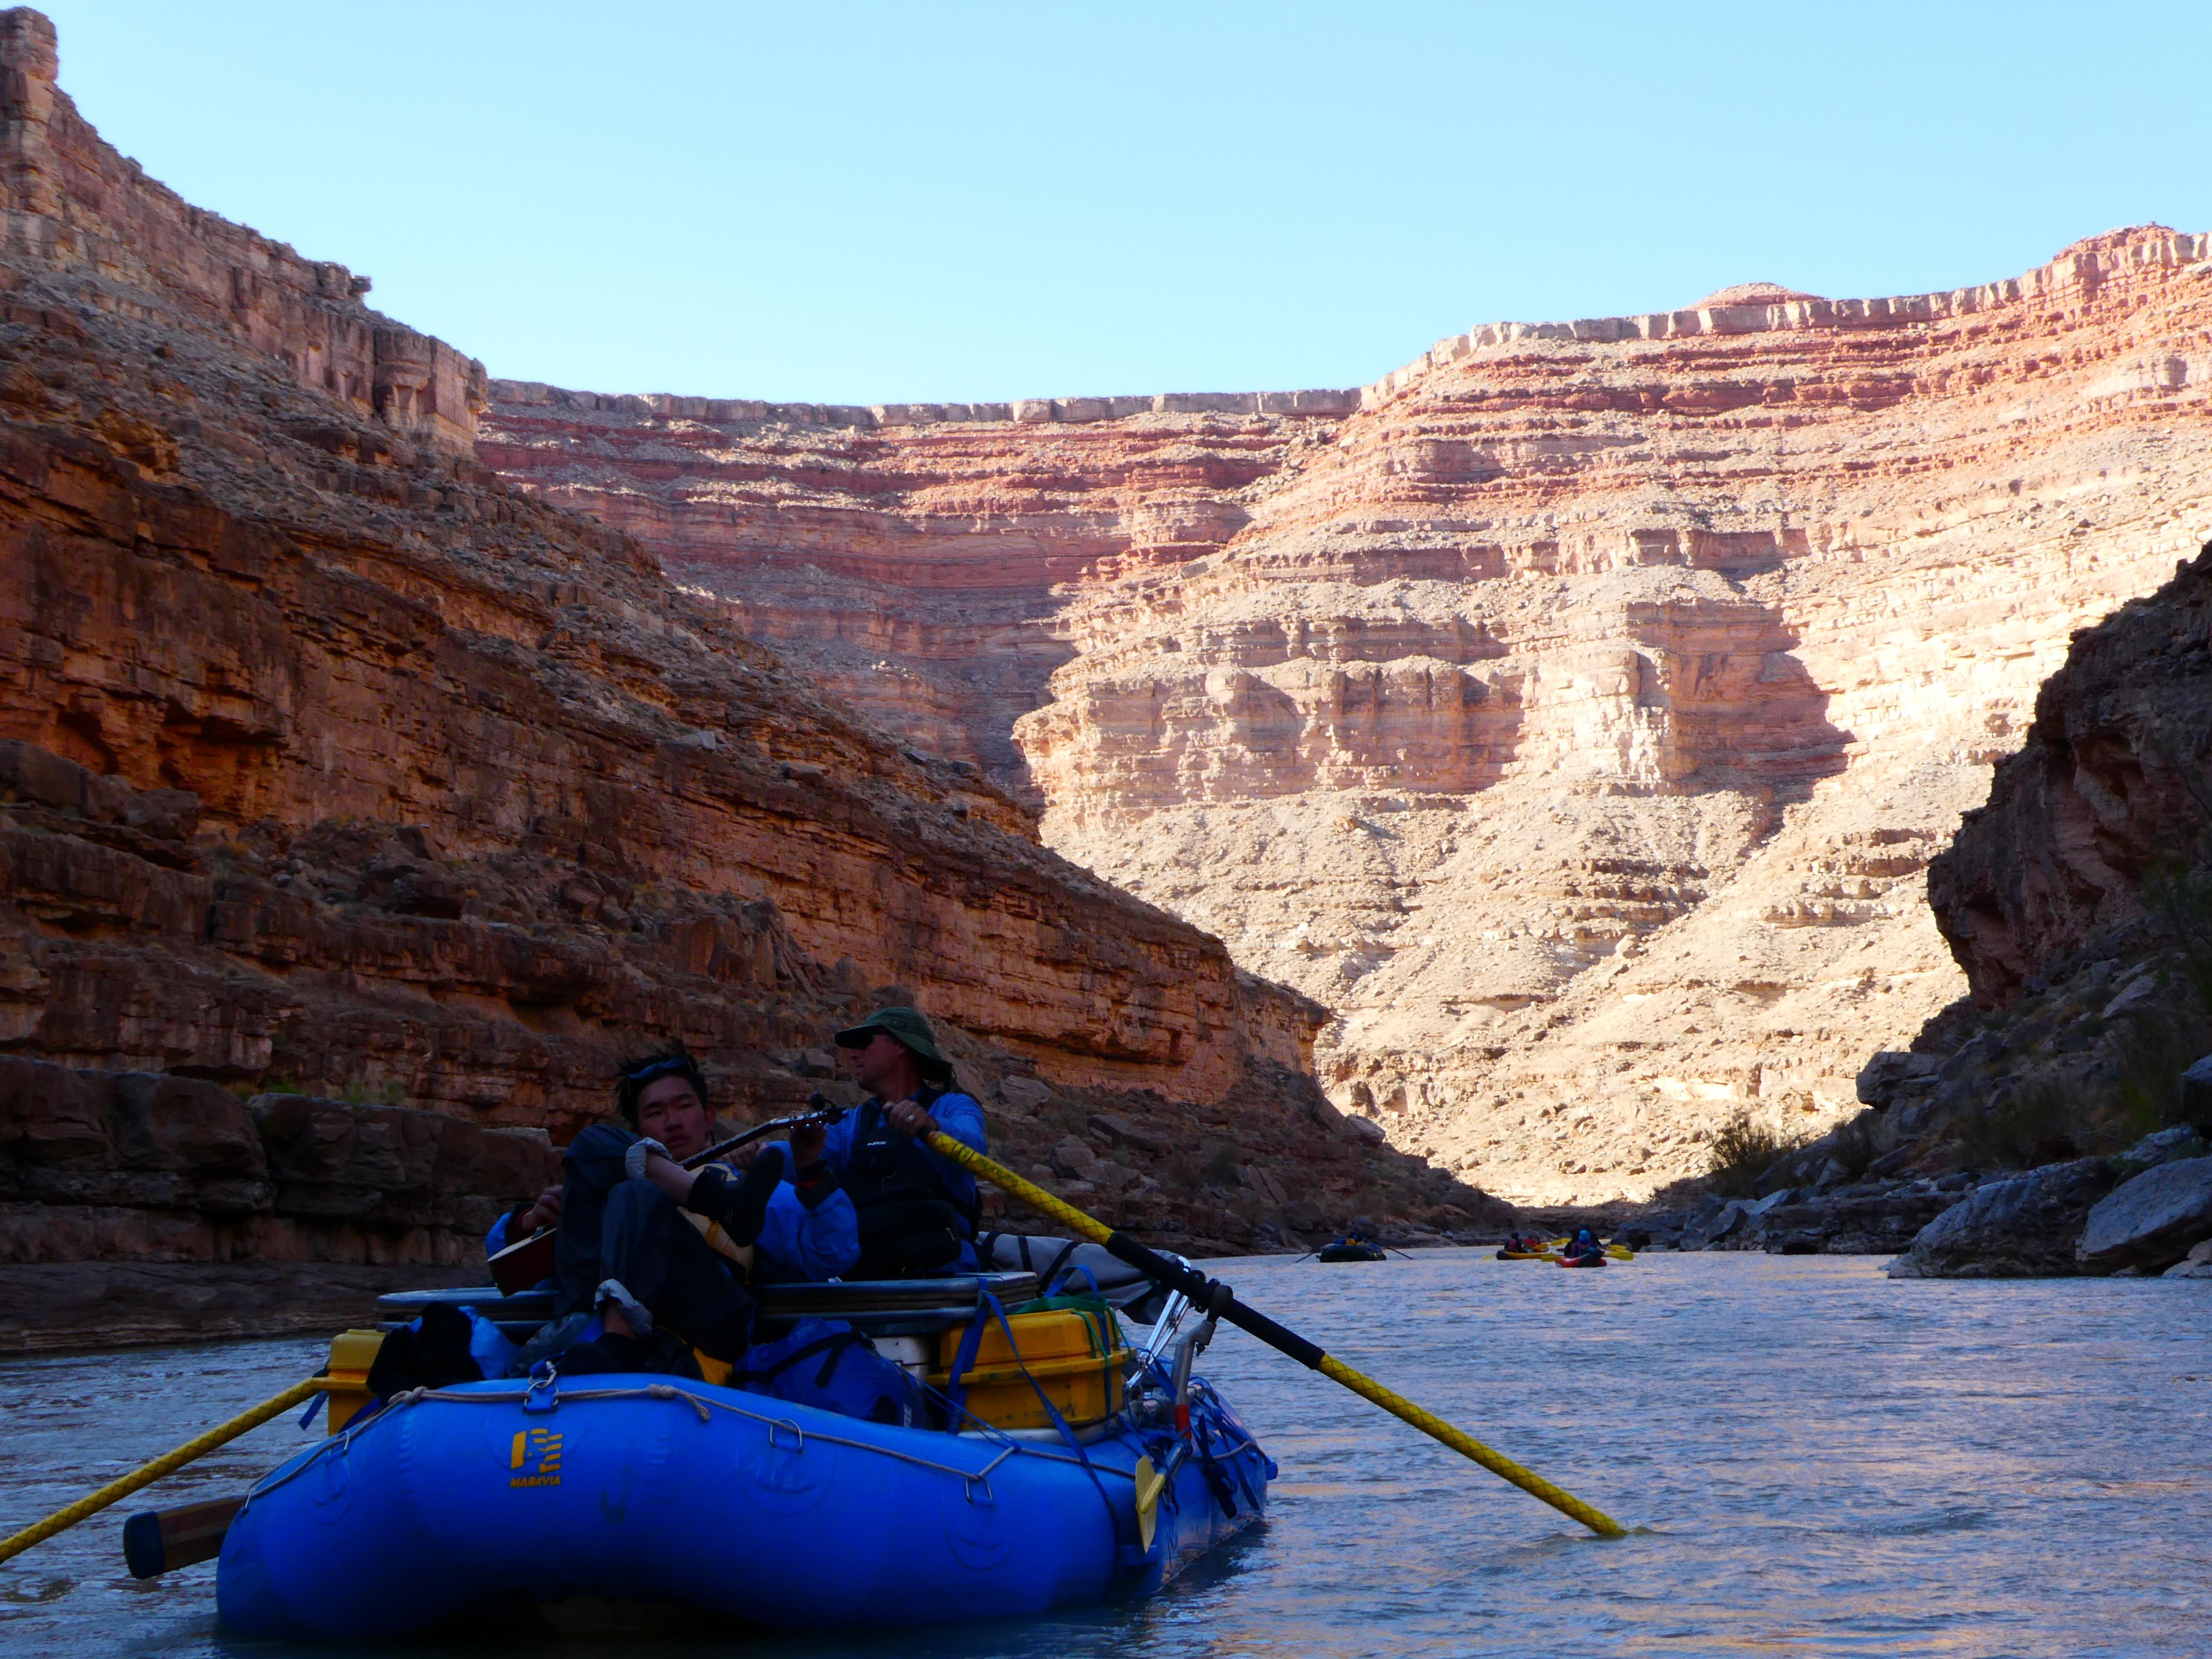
[3,1252,2209,1658]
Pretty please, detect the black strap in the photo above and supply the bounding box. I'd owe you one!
[790,1158,839,1211]
[735,1329,867,1387]
[1038,1238,1082,1295]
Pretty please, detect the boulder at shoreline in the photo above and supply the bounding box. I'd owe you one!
[2077,1156,2212,1275]
[1886,1158,2118,1279]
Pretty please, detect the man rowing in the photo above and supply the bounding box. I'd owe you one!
[488,1047,859,1372]
[823,1006,990,1276]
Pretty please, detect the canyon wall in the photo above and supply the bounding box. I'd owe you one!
[0,11,1476,1343]
[1775,542,2212,1211]
[1929,544,2212,1005]
[488,232,2212,1205]
[482,381,1354,799]
[0,9,483,454]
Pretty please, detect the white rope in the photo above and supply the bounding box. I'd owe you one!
[252,1381,1108,1505]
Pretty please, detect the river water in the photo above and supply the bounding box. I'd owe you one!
[3,1251,2208,1658]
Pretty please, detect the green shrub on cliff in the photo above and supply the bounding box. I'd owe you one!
[1704,1109,1806,1198]
[1953,1080,2083,1170]
[1829,1110,1883,1182]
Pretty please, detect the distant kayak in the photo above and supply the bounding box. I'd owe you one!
[1540,1238,1634,1263]
[1494,1250,1554,1261]
[1317,1243,1388,1263]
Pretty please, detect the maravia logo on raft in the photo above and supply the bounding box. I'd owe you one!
[510,1428,563,1487]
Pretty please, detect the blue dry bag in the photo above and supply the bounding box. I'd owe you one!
[730,1318,929,1427]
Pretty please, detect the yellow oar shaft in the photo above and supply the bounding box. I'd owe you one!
[1314,1357,1623,1536]
[926,1132,1624,1537]
[0,1377,320,1566]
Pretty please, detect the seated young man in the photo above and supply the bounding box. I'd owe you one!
[488,1048,859,1370]
[821,1006,989,1277]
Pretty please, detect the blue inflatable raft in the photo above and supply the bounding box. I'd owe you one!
[216,1277,1274,1638]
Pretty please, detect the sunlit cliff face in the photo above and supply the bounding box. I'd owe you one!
[486,227,2212,1203]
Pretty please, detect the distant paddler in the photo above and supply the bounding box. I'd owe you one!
[921,1131,1628,1537]
[1558,1226,1607,1267]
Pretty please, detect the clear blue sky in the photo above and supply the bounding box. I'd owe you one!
[39,2,2212,405]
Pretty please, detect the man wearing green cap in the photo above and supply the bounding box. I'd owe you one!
[823,1006,989,1276]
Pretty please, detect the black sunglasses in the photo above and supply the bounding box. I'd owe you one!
[622,1055,695,1083]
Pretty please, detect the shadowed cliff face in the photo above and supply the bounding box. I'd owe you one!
[1792,543,2212,1199]
[0,9,1502,1334]
[1929,545,2212,1006]
[484,227,2212,1203]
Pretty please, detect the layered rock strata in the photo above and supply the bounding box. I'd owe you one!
[1638,542,2212,1272]
[0,1057,559,1349]
[487,229,2212,1205]
[0,11,1486,1339]
[482,381,1353,798]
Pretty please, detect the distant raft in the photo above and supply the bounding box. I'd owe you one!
[1316,1242,1388,1263]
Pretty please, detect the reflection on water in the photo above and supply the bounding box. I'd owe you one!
[3,1252,2209,1658]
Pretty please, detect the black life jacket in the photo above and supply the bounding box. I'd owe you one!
[844,1086,981,1278]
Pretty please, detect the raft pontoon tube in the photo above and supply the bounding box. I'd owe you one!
[1316,1241,1389,1263]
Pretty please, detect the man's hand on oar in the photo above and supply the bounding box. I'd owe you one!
[922,1130,1627,1538]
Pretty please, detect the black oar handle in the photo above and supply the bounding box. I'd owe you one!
[921,1129,1626,1537]
[1101,1231,1325,1369]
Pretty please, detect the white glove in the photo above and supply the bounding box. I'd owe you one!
[595,1278,654,1335]
[624,1137,669,1181]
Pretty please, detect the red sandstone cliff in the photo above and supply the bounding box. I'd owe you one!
[484,228,2212,1205]
[0,12,1482,1345]
[480,382,1350,798]
[1822,542,2212,1189]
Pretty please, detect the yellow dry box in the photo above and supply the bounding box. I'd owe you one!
[318,1329,385,1434]
[929,1308,1127,1431]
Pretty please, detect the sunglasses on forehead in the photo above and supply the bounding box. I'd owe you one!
[622,1055,696,1083]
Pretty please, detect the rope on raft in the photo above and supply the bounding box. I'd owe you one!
[242,1379,1156,1511]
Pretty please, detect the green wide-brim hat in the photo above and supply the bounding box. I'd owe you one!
[833,1006,952,1081]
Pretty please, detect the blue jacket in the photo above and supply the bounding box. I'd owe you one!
[486,1143,861,1283]
[746,1141,862,1281]
[821,1090,986,1213]
[821,1089,987,1269]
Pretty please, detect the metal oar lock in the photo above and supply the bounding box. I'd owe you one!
[924,1131,1627,1537]
[1129,1282,1225,1549]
